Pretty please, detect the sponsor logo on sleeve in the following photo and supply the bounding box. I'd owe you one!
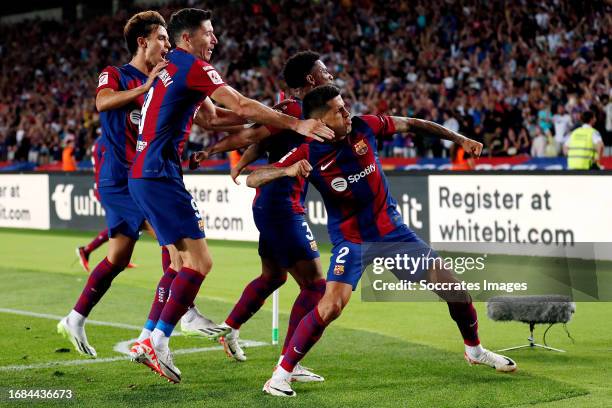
[98,72,109,87]
[206,69,224,85]
[159,69,173,87]
[278,147,297,164]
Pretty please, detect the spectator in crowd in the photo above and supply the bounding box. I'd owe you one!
[62,135,77,171]
[0,0,609,166]
[552,104,573,147]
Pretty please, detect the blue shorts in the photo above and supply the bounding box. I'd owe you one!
[327,224,437,290]
[254,211,320,269]
[128,177,205,246]
[98,182,145,240]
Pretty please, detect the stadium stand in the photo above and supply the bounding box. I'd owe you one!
[0,0,610,171]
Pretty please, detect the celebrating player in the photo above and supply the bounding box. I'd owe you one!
[57,11,216,359]
[127,8,333,383]
[247,85,517,397]
[193,51,332,382]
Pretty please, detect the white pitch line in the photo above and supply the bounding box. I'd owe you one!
[0,308,141,330]
[0,340,268,372]
[0,307,268,372]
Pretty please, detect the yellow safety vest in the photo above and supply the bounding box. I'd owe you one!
[567,126,595,170]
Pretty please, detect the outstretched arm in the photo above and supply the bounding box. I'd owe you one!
[210,85,333,141]
[210,125,271,156]
[194,98,248,130]
[189,124,271,166]
[392,117,483,157]
[246,160,312,188]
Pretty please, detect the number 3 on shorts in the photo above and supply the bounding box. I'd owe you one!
[302,221,314,241]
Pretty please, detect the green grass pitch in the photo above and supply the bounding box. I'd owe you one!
[0,229,610,407]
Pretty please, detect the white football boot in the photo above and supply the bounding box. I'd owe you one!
[465,348,517,372]
[263,377,296,397]
[222,329,246,362]
[291,363,324,382]
[57,316,97,358]
[139,338,181,383]
[180,306,230,339]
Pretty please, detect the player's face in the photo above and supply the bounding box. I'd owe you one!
[310,61,334,86]
[144,26,171,66]
[322,95,352,139]
[190,20,218,61]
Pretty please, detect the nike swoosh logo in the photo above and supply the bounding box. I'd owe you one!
[321,160,334,171]
[159,360,181,381]
[270,386,294,396]
[293,346,304,355]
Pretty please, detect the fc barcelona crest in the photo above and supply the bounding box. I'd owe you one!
[354,139,368,155]
[333,264,345,275]
[310,240,318,251]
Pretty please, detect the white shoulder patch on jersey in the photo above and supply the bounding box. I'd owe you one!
[206,69,224,85]
[98,72,109,87]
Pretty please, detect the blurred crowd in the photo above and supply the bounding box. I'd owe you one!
[0,0,611,167]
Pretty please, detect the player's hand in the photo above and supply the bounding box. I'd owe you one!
[230,164,244,185]
[192,150,210,162]
[461,138,483,158]
[285,159,312,178]
[144,61,169,91]
[295,119,334,142]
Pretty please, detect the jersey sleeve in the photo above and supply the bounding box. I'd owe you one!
[96,66,121,93]
[186,60,226,96]
[273,143,309,168]
[264,100,302,135]
[359,114,397,137]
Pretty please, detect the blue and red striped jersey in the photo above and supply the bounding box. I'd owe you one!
[91,137,104,201]
[253,98,308,217]
[274,115,401,244]
[96,64,147,186]
[130,48,226,179]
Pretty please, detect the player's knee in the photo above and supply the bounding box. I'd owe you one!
[199,257,213,276]
[318,300,344,323]
[262,272,287,288]
[107,253,131,270]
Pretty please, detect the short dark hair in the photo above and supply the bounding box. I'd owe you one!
[581,110,594,123]
[282,51,320,89]
[168,8,212,45]
[303,85,341,119]
[123,11,166,55]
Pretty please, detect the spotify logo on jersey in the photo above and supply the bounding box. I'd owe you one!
[331,177,348,192]
[129,110,141,125]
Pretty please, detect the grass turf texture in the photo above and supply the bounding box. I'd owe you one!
[0,229,610,407]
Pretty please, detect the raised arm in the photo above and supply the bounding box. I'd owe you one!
[96,61,167,112]
[231,143,264,185]
[391,117,483,157]
[210,85,333,141]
